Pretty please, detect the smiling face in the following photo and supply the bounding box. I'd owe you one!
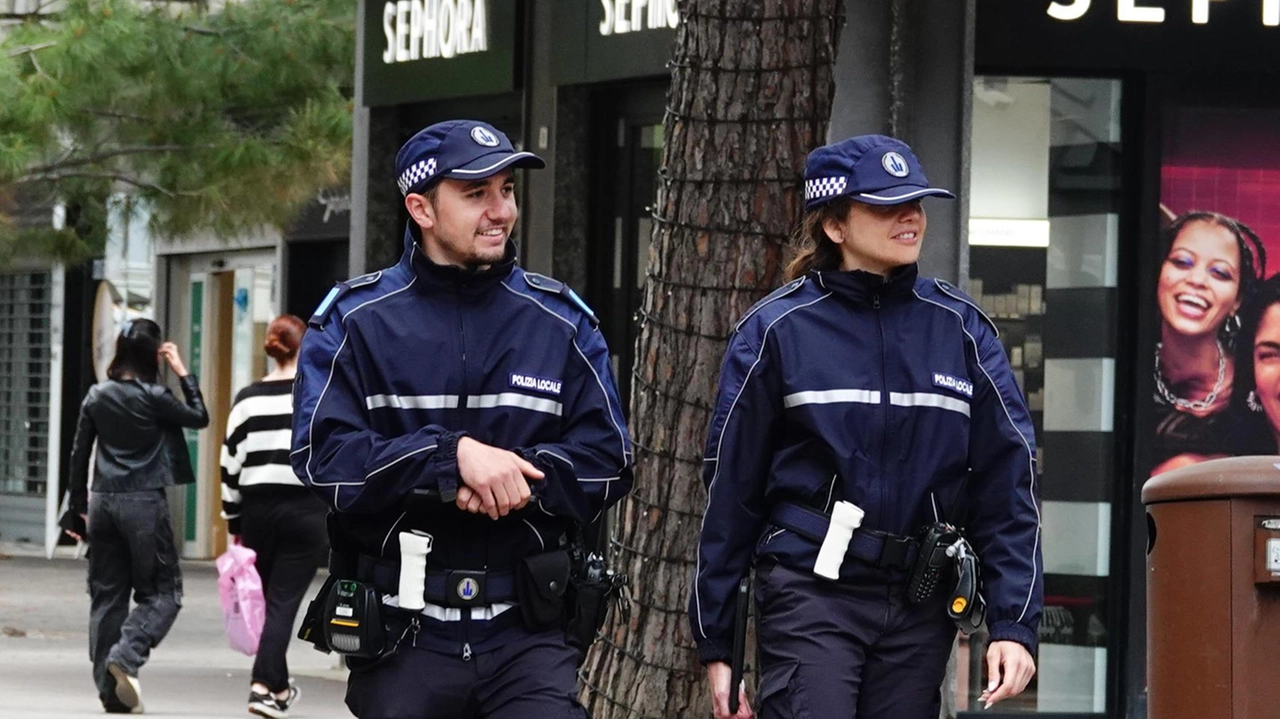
[1255,303,1280,446]
[824,199,926,275]
[405,170,517,269]
[1157,219,1243,340]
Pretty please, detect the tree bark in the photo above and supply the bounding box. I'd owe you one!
[582,2,844,717]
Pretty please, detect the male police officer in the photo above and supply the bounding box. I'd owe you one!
[291,120,633,719]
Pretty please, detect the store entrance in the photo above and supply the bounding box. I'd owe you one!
[167,252,277,558]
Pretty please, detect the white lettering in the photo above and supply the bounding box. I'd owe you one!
[409,0,423,60]
[1192,0,1211,24]
[632,0,647,30]
[457,0,473,54]
[381,0,489,63]
[382,2,397,63]
[599,0,614,35]
[1050,0,1280,26]
[1047,0,1091,21]
[440,0,455,59]
[395,0,412,62]
[1118,0,1165,23]
[614,0,631,34]
[471,0,487,52]
[424,0,438,58]
[599,0,679,35]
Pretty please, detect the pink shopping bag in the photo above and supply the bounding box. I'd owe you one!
[216,543,266,656]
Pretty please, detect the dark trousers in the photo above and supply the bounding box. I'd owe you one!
[240,492,328,693]
[344,629,589,719]
[754,559,957,719]
[87,490,183,706]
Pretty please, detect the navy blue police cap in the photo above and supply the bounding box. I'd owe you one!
[803,134,955,211]
[395,120,545,197]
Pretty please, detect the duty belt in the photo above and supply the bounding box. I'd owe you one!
[769,502,920,570]
[357,554,515,608]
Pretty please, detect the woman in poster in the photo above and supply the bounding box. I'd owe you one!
[1151,211,1266,475]
[1231,275,1280,454]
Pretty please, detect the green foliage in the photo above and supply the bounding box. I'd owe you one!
[0,0,355,262]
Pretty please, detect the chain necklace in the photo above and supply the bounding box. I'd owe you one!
[1154,340,1226,411]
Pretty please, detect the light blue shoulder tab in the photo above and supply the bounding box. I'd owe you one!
[934,279,998,338]
[734,278,807,334]
[309,287,341,328]
[525,272,599,327]
[308,271,384,329]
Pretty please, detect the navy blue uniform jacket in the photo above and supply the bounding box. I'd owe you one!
[291,231,633,651]
[689,265,1042,663]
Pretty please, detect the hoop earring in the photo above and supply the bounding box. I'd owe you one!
[1248,390,1264,413]
[1226,313,1242,338]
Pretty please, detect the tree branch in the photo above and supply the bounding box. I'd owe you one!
[6,41,57,58]
[16,170,186,198]
[20,145,192,177]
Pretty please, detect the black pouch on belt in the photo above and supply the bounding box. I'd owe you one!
[322,579,387,659]
[516,550,571,630]
[297,573,338,653]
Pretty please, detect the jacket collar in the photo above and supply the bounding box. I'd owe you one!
[399,223,518,294]
[812,263,919,305]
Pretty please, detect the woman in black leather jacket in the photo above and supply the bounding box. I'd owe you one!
[63,318,208,714]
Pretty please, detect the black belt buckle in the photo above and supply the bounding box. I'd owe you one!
[446,570,487,607]
[878,534,915,569]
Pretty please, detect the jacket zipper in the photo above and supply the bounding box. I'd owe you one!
[456,290,469,410]
[874,292,888,525]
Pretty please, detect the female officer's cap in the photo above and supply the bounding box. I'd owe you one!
[395,120,546,197]
[803,134,956,211]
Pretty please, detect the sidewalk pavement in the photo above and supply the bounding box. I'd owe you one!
[0,543,354,718]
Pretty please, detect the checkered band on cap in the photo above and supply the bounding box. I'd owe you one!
[805,176,848,202]
[397,157,438,195]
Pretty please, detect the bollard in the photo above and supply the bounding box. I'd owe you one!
[1143,456,1280,719]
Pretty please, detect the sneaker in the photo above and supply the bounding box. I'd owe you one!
[248,682,298,719]
[279,680,300,712]
[107,663,143,713]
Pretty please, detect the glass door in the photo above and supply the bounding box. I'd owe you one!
[588,85,666,414]
[963,76,1125,716]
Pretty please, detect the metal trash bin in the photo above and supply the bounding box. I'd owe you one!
[1143,456,1280,719]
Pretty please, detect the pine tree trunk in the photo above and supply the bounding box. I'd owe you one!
[581,3,844,716]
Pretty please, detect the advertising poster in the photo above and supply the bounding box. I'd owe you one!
[1153,107,1280,476]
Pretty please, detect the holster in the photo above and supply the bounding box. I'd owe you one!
[564,553,628,663]
[515,550,571,630]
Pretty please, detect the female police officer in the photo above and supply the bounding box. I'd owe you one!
[689,135,1042,719]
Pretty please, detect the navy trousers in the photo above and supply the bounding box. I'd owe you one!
[87,490,183,708]
[344,628,589,719]
[754,558,956,719]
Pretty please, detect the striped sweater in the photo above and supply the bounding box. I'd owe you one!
[220,379,304,534]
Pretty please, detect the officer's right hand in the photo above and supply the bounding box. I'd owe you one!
[706,662,752,719]
[456,437,545,520]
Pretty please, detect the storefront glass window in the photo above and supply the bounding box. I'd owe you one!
[962,76,1122,715]
[0,271,52,497]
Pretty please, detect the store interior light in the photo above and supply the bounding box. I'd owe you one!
[968,218,1051,248]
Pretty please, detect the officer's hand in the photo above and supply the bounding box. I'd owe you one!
[706,661,752,719]
[456,438,544,520]
[457,485,534,514]
[980,640,1036,709]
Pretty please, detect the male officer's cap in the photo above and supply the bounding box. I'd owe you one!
[395,120,545,196]
[803,134,955,211]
